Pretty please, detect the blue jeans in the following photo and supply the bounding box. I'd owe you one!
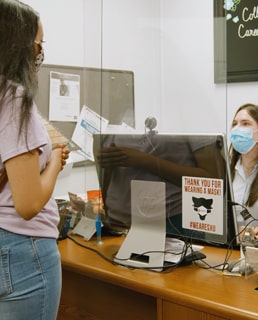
[0,228,62,320]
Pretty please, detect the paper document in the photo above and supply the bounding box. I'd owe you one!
[72,216,96,241]
[71,106,109,161]
[49,71,80,122]
[164,238,203,264]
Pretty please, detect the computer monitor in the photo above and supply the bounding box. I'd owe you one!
[93,132,239,247]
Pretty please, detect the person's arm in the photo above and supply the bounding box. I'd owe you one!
[97,144,225,186]
[145,144,225,185]
[5,145,69,220]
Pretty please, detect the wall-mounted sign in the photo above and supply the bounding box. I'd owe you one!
[214,0,258,83]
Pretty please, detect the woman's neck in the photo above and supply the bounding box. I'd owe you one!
[241,146,258,176]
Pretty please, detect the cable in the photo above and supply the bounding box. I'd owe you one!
[66,232,196,272]
[216,201,258,272]
[68,199,255,274]
[228,200,258,245]
[228,200,258,224]
[67,233,117,265]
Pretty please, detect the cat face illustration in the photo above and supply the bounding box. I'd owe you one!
[192,197,213,221]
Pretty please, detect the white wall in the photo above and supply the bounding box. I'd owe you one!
[24,0,85,66]
[23,0,258,131]
[22,0,258,195]
[101,0,163,128]
[99,0,258,133]
[160,0,226,132]
[82,0,226,132]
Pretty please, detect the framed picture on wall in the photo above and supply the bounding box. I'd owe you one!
[214,0,258,83]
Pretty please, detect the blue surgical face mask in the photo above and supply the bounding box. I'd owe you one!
[230,126,258,154]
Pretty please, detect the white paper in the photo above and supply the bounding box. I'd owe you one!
[71,106,109,161]
[49,71,80,122]
[72,216,96,241]
[164,238,203,263]
[182,176,224,235]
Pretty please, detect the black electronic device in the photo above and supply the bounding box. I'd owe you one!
[93,132,239,247]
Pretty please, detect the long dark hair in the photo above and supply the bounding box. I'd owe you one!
[229,103,258,207]
[0,0,39,135]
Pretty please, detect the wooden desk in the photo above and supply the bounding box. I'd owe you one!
[57,235,258,320]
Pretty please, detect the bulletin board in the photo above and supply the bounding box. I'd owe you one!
[214,0,258,83]
[35,64,135,140]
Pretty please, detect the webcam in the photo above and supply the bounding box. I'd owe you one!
[145,117,157,130]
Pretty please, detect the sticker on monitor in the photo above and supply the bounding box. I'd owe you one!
[182,176,224,235]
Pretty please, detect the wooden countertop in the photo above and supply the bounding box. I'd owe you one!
[58,234,258,320]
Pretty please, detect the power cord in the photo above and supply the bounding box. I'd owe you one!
[66,232,197,272]
[67,232,117,265]
[66,200,256,274]
[199,201,258,273]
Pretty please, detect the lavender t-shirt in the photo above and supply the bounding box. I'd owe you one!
[0,86,59,238]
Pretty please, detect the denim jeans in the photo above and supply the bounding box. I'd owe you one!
[0,228,62,320]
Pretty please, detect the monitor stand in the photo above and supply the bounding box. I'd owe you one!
[114,180,166,271]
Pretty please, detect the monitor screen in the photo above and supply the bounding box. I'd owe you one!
[93,132,239,246]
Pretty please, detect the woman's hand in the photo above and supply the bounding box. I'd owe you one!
[52,144,70,171]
